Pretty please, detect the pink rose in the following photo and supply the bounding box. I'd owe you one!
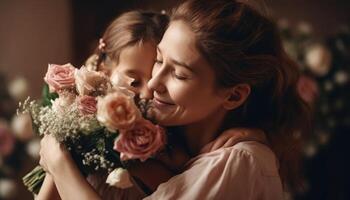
[0,120,15,157]
[44,63,76,93]
[114,119,167,162]
[97,92,141,131]
[77,95,97,115]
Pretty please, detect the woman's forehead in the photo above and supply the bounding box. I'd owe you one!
[158,21,202,69]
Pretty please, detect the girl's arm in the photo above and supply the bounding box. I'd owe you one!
[39,134,101,200]
[35,174,61,200]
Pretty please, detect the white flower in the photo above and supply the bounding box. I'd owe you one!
[26,139,41,159]
[8,76,29,100]
[106,168,133,189]
[305,44,332,77]
[0,179,16,198]
[51,92,76,114]
[85,54,99,71]
[334,70,348,85]
[11,113,34,141]
[303,143,317,157]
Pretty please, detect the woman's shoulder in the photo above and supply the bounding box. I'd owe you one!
[191,140,279,175]
[228,141,280,176]
[146,141,282,200]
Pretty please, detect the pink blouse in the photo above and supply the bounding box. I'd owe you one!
[145,131,284,200]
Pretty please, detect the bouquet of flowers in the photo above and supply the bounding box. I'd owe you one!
[19,63,167,194]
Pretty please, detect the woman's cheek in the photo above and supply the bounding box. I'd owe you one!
[168,81,194,106]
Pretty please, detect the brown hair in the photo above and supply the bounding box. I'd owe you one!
[171,0,311,192]
[95,10,169,72]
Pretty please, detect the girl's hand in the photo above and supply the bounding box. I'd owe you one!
[39,134,71,174]
[127,146,191,192]
[39,134,100,200]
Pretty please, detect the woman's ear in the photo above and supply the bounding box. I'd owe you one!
[222,84,251,110]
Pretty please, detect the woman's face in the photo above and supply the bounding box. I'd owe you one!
[111,41,156,99]
[148,20,227,126]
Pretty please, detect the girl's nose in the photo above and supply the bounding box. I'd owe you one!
[139,85,153,100]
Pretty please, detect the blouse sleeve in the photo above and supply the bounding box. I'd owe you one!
[144,146,264,200]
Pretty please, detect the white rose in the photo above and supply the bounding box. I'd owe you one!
[305,44,332,77]
[106,168,133,189]
[8,76,29,100]
[11,113,34,141]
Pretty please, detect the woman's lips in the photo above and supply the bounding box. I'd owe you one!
[153,98,175,109]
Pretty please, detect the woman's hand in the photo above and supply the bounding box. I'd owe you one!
[39,134,71,175]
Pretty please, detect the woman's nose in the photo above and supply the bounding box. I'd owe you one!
[147,69,166,94]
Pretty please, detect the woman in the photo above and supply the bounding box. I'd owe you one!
[39,0,310,199]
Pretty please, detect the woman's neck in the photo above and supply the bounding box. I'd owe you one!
[183,109,227,156]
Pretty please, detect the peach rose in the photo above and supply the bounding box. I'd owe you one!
[110,71,136,98]
[75,66,110,96]
[77,95,97,115]
[114,119,167,162]
[97,92,140,131]
[44,63,76,93]
[110,70,134,89]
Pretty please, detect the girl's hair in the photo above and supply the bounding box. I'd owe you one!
[95,10,169,71]
[171,0,311,192]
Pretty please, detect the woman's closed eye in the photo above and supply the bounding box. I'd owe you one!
[172,70,188,80]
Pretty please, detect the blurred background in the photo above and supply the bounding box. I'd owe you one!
[0,0,349,199]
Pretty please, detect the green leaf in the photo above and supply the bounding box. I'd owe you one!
[41,84,58,106]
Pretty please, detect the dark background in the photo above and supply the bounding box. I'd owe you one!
[0,0,349,199]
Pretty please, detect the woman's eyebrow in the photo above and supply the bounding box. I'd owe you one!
[157,46,194,72]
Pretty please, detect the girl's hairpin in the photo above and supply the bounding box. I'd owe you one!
[98,38,106,52]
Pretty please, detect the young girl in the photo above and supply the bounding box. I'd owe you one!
[39,0,311,199]
[36,10,183,200]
